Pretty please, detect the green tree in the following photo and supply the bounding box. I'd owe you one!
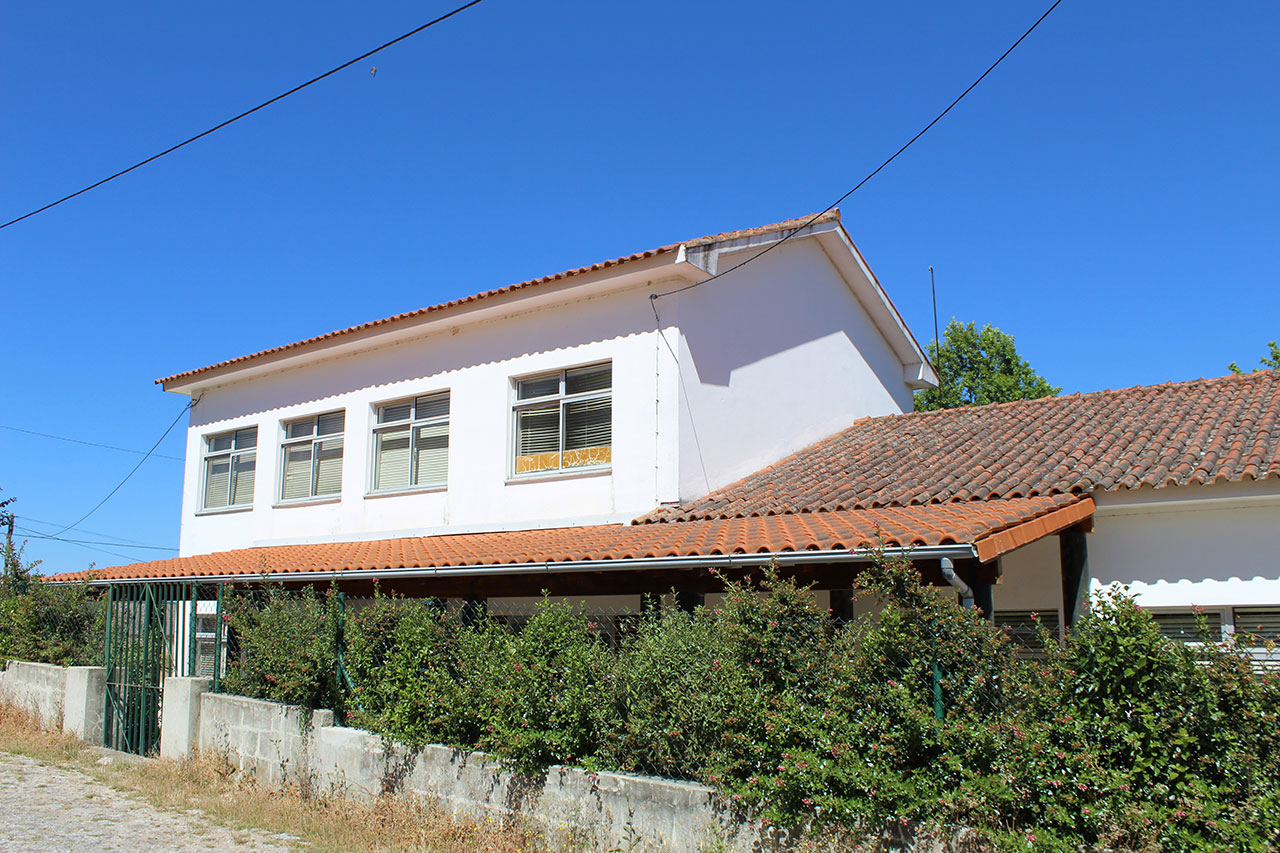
[914,319,1060,411]
[1228,340,1279,374]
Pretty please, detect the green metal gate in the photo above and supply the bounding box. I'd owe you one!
[102,582,224,755]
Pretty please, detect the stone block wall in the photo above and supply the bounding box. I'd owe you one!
[188,687,759,851]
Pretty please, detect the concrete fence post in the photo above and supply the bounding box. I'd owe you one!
[62,666,106,744]
[160,676,211,760]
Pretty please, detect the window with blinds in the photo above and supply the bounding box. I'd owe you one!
[372,391,450,492]
[201,427,257,511]
[512,363,612,475]
[1152,610,1223,643]
[280,411,345,501]
[1234,608,1280,645]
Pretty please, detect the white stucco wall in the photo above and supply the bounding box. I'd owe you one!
[671,238,917,499]
[1088,482,1280,609]
[995,481,1280,619]
[179,279,683,557]
[175,232,926,558]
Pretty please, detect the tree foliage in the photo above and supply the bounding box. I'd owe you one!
[1228,340,1280,374]
[915,319,1060,411]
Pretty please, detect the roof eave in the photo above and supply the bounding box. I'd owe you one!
[159,253,708,396]
[57,543,981,586]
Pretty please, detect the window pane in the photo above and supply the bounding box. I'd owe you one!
[378,402,413,424]
[317,411,345,437]
[203,457,230,509]
[233,428,257,450]
[515,406,559,474]
[314,439,344,495]
[374,428,411,491]
[414,422,449,484]
[286,421,314,440]
[282,444,313,500]
[563,397,611,468]
[230,453,256,505]
[415,392,450,421]
[517,375,560,400]
[566,364,611,395]
[208,434,233,453]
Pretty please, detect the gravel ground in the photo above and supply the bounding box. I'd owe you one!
[0,751,297,851]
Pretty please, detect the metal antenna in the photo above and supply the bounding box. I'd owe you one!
[929,266,940,364]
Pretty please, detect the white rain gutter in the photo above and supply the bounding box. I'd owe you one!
[66,544,979,587]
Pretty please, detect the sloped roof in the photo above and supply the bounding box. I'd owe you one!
[51,495,1089,583]
[156,211,842,388]
[641,371,1280,523]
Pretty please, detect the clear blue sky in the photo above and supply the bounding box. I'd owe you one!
[2,1,1277,573]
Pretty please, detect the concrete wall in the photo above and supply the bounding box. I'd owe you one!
[0,661,67,729]
[0,661,105,743]
[184,687,765,850]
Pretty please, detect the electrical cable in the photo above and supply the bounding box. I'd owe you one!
[48,398,198,537]
[15,528,176,551]
[1,0,487,231]
[0,424,183,461]
[649,0,1064,303]
[14,514,171,548]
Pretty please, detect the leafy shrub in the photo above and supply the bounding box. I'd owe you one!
[0,542,104,667]
[206,557,1280,852]
[221,584,342,712]
[600,606,745,779]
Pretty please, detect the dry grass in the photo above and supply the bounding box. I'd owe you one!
[0,703,549,852]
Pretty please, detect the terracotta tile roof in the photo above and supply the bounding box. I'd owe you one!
[51,495,1086,583]
[643,371,1280,523]
[156,211,841,387]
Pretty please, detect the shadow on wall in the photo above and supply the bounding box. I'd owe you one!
[676,241,905,407]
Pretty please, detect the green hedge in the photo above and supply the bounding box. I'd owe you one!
[0,543,104,667]
[223,558,1280,852]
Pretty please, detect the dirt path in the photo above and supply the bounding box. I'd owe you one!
[0,752,297,851]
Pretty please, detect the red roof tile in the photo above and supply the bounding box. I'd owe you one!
[51,495,1085,582]
[156,211,841,388]
[642,371,1280,523]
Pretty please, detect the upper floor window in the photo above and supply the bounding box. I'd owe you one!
[280,411,345,501]
[372,391,450,492]
[512,363,611,476]
[202,428,257,510]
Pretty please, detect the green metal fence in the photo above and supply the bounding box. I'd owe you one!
[101,581,224,755]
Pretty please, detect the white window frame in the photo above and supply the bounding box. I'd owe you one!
[199,427,257,513]
[368,390,451,495]
[510,362,612,479]
[278,410,346,504]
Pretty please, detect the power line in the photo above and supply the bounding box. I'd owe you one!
[1,0,487,231]
[16,514,175,549]
[48,399,198,538]
[22,533,149,564]
[15,528,176,551]
[650,0,1064,303]
[0,424,184,461]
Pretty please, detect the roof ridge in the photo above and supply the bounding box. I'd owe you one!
[872,369,1279,424]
